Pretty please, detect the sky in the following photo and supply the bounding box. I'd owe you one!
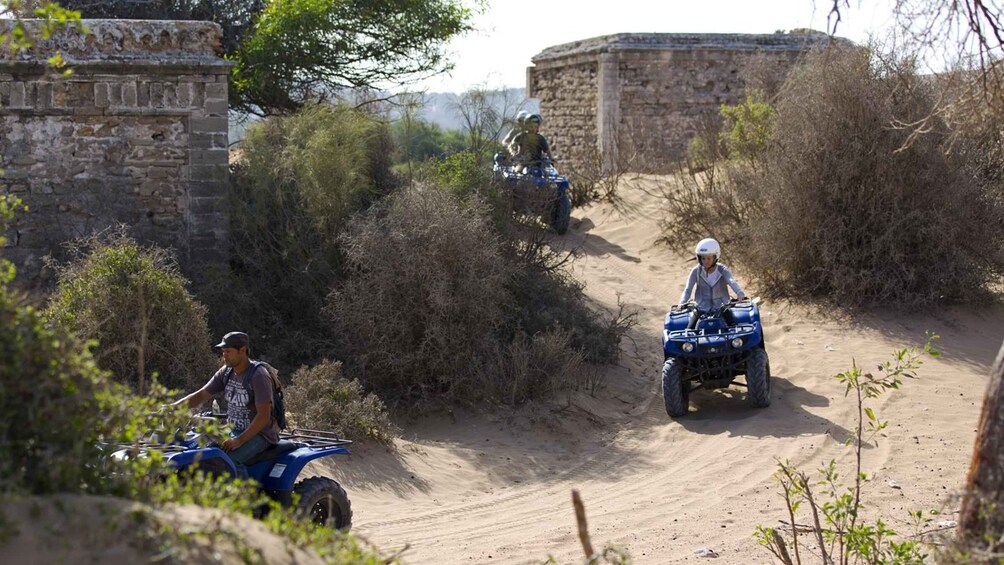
[411,0,898,93]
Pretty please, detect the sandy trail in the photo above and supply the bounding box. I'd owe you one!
[321,177,1000,564]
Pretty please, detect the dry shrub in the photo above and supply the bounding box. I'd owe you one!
[202,103,397,368]
[45,231,216,393]
[564,144,638,207]
[283,360,396,444]
[485,182,635,367]
[475,329,587,405]
[663,45,1004,307]
[327,185,632,412]
[327,187,510,409]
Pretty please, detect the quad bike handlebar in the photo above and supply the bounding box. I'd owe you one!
[672,296,756,315]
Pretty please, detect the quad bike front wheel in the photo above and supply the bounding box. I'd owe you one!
[294,476,352,530]
[550,192,571,235]
[662,358,689,417]
[745,348,771,408]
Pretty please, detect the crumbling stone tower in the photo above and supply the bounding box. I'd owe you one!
[0,20,232,280]
[527,32,834,176]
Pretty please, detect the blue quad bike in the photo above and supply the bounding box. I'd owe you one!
[112,424,353,529]
[493,153,572,235]
[661,297,771,417]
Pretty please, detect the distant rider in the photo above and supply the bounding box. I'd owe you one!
[679,238,745,327]
[502,110,529,151]
[511,113,552,165]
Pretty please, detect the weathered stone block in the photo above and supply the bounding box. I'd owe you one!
[203,98,228,115]
[10,82,26,107]
[204,82,226,100]
[189,164,228,182]
[189,115,227,132]
[190,149,228,165]
[94,82,110,108]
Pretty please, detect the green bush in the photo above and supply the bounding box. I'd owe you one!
[429,149,494,198]
[205,103,397,368]
[45,231,216,393]
[284,360,396,444]
[0,265,117,494]
[719,89,774,165]
[390,118,466,163]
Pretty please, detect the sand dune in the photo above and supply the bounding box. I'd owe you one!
[324,177,1000,564]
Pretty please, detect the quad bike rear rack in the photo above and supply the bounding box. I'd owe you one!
[282,428,353,448]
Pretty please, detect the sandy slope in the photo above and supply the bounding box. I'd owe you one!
[321,177,1001,564]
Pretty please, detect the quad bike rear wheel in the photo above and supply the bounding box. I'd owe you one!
[745,348,771,408]
[294,476,352,530]
[662,358,689,417]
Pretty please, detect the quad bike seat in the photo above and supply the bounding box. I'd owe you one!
[244,439,301,466]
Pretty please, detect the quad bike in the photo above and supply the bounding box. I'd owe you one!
[111,422,353,529]
[661,297,771,418]
[493,153,572,235]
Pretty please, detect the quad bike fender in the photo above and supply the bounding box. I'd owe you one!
[256,445,351,492]
[166,447,237,476]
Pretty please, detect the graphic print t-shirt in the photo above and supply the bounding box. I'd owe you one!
[206,364,279,444]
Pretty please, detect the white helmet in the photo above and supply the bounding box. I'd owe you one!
[694,238,721,260]
[515,110,529,123]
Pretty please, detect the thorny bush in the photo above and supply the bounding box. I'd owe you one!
[661,45,1004,308]
[284,359,397,444]
[327,186,633,413]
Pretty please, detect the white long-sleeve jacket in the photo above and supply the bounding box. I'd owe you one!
[679,263,744,312]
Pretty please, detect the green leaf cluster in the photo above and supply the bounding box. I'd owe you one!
[719,89,775,165]
[230,0,476,113]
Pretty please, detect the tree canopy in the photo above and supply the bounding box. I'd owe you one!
[49,0,476,115]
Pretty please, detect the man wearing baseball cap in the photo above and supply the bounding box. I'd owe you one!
[173,331,279,477]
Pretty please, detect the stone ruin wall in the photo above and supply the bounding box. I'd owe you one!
[0,20,232,282]
[528,33,833,176]
[524,56,599,182]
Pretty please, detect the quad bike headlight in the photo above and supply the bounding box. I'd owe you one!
[681,342,695,353]
[731,338,743,348]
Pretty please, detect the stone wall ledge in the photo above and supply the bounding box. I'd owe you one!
[0,107,196,117]
[532,32,845,62]
[0,60,233,76]
[0,19,227,61]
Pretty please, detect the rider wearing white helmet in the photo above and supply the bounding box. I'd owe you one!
[679,238,745,313]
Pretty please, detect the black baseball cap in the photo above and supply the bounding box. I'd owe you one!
[214,331,249,351]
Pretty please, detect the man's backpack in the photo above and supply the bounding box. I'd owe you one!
[224,361,289,431]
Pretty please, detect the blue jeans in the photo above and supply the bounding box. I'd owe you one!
[228,432,269,479]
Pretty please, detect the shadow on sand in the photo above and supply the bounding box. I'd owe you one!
[311,442,434,498]
[672,374,855,444]
[314,408,659,497]
[578,230,642,264]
